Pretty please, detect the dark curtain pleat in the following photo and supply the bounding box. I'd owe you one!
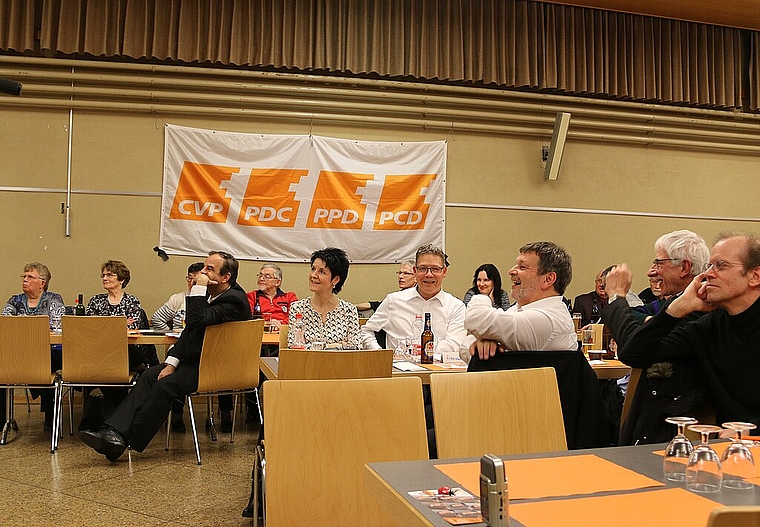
[0,0,36,52]
[27,0,757,110]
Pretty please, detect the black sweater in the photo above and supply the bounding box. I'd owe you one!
[619,295,760,427]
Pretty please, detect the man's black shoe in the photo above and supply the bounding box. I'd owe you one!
[220,411,233,433]
[80,427,127,462]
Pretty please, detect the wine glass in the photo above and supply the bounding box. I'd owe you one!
[663,416,698,481]
[720,421,757,490]
[685,424,723,493]
[393,337,409,361]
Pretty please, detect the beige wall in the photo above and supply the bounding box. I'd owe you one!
[1,61,759,316]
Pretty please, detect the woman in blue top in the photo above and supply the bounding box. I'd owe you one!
[2,262,65,430]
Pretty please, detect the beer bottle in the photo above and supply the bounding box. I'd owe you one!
[75,293,86,316]
[420,312,434,364]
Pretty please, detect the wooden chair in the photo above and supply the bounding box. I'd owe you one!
[277,348,392,380]
[244,348,393,520]
[0,316,56,446]
[277,324,288,350]
[261,377,429,526]
[55,315,136,451]
[167,318,264,465]
[707,506,760,527]
[430,367,567,458]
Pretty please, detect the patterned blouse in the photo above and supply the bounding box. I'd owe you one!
[2,291,66,329]
[288,297,360,349]
[86,293,142,330]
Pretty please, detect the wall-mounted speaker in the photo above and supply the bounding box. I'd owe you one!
[543,112,571,181]
[0,78,22,96]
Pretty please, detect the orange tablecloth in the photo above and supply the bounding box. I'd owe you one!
[435,454,665,500]
[511,487,719,527]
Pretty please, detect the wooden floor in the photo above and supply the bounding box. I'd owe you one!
[0,399,259,526]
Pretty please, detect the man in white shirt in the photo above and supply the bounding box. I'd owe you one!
[463,241,577,361]
[360,244,465,359]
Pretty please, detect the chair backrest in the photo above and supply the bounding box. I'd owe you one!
[277,324,289,350]
[359,317,369,326]
[263,377,428,526]
[430,367,567,458]
[196,319,265,393]
[278,348,392,380]
[61,315,130,383]
[618,367,642,437]
[707,506,760,527]
[0,315,52,384]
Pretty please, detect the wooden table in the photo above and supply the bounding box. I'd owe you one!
[50,332,178,345]
[259,356,468,384]
[260,356,629,383]
[365,443,760,527]
[588,359,630,380]
[50,330,279,346]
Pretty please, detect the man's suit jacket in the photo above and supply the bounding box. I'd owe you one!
[168,282,252,367]
[572,291,606,327]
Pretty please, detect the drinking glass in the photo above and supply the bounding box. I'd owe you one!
[581,328,594,357]
[663,416,697,481]
[720,421,757,490]
[393,337,410,361]
[685,424,723,493]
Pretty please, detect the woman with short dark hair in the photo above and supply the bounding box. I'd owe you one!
[288,247,360,349]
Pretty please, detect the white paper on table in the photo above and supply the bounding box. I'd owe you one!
[393,361,427,372]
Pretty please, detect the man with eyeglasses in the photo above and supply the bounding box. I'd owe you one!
[602,230,711,444]
[463,241,577,362]
[360,245,465,359]
[618,233,760,431]
[572,267,612,327]
[246,263,298,333]
[151,262,205,331]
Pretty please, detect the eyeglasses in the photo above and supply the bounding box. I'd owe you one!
[257,273,278,280]
[101,272,117,278]
[416,266,444,275]
[706,260,743,273]
[652,258,680,269]
[21,274,41,281]
[396,271,414,276]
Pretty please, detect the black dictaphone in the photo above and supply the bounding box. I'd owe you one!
[479,454,508,526]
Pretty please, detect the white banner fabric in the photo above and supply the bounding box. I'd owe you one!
[160,124,446,263]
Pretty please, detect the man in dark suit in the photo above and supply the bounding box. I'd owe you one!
[80,250,252,461]
[572,267,611,327]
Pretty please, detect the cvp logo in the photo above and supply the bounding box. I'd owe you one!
[169,162,236,223]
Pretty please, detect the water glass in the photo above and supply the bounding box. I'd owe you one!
[720,421,757,490]
[663,416,697,481]
[686,424,723,493]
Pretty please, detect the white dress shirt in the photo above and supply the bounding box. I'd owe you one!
[360,286,466,357]
[462,294,577,361]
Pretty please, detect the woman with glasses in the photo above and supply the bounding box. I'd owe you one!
[288,247,360,349]
[86,260,142,330]
[462,263,510,310]
[80,260,145,431]
[2,262,65,430]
